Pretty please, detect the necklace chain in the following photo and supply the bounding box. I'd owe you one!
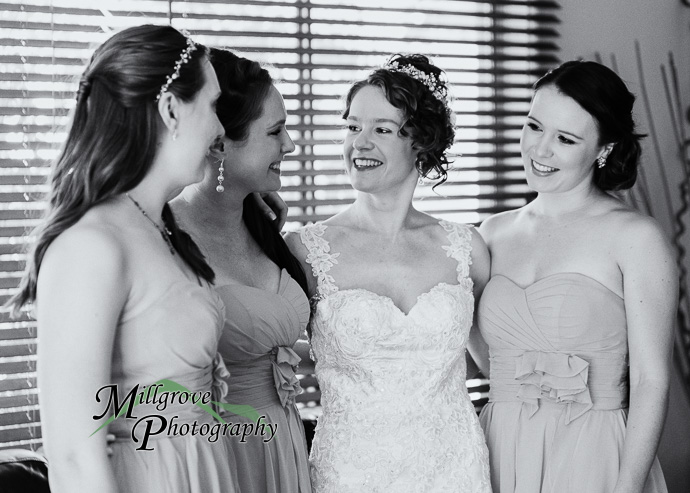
[125,193,176,255]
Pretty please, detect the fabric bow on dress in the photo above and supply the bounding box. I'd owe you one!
[211,352,231,403]
[515,350,593,424]
[270,346,303,407]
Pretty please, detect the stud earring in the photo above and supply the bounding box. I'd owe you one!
[216,158,225,192]
[597,155,606,168]
[172,130,178,142]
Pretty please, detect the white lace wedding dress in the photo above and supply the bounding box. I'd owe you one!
[299,220,491,493]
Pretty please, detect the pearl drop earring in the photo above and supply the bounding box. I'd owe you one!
[216,158,225,192]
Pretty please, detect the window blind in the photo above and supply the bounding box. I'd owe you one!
[0,0,559,450]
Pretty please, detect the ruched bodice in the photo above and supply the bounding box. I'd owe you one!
[216,269,310,409]
[480,273,629,422]
[215,269,312,493]
[113,281,226,393]
[478,272,666,492]
[109,278,239,493]
[480,273,627,352]
[300,221,491,493]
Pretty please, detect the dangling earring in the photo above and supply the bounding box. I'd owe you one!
[597,155,607,168]
[415,157,425,185]
[216,158,225,192]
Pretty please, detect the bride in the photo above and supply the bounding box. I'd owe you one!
[286,54,492,492]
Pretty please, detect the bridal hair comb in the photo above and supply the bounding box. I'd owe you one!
[156,35,198,102]
[383,61,449,104]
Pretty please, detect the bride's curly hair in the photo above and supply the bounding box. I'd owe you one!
[342,53,455,187]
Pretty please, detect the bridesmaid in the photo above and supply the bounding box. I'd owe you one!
[8,26,239,492]
[473,60,676,492]
[172,48,312,493]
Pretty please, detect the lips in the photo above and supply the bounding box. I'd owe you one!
[353,158,383,170]
[269,161,281,173]
[531,159,559,176]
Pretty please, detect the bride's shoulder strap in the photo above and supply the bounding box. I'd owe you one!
[439,220,473,283]
[297,223,339,297]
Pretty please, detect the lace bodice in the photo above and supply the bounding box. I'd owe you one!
[299,220,491,493]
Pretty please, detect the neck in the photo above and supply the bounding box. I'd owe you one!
[531,182,605,218]
[126,181,173,226]
[171,174,261,255]
[350,191,419,238]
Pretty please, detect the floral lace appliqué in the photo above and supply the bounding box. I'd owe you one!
[307,220,491,493]
[440,219,474,289]
[299,223,341,299]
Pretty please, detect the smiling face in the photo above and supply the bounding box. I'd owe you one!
[520,85,610,195]
[343,85,418,194]
[223,85,295,194]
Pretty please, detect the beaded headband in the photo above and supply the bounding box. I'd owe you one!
[383,61,449,104]
[155,35,198,102]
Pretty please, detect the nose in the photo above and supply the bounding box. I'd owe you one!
[214,115,225,140]
[282,131,296,154]
[532,133,552,158]
[352,129,374,151]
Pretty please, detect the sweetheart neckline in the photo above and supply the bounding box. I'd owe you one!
[121,278,223,324]
[214,268,291,296]
[315,281,468,317]
[489,272,623,300]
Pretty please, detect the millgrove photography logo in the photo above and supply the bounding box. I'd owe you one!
[91,379,277,451]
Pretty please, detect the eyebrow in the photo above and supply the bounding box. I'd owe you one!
[347,116,402,126]
[267,118,287,128]
[528,115,583,140]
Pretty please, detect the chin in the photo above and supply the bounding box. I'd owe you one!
[524,177,549,193]
[523,167,547,190]
[191,169,206,186]
[350,181,380,195]
[266,175,282,191]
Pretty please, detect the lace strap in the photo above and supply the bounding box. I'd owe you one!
[439,220,473,283]
[298,223,340,298]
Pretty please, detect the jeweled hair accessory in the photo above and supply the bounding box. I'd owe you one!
[155,35,198,102]
[383,61,449,104]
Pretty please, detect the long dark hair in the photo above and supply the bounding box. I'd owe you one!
[210,48,308,295]
[8,25,215,316]
[534,60,645,191]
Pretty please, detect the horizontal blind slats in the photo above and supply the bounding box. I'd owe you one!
[0,423,42,443]
[0,0,557,450]
[0,390,38,410]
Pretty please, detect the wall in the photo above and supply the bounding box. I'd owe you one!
[557,1,690,491]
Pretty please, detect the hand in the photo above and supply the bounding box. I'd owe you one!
[253,192,288,230]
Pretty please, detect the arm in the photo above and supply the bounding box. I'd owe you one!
[284,230,317,367]
[294,338,315,373]
[284,230,318,299]
[466,227,491,378]
[36,226,128,493]
[613,217,678,493]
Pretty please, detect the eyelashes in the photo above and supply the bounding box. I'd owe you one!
[526,122,575,145]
